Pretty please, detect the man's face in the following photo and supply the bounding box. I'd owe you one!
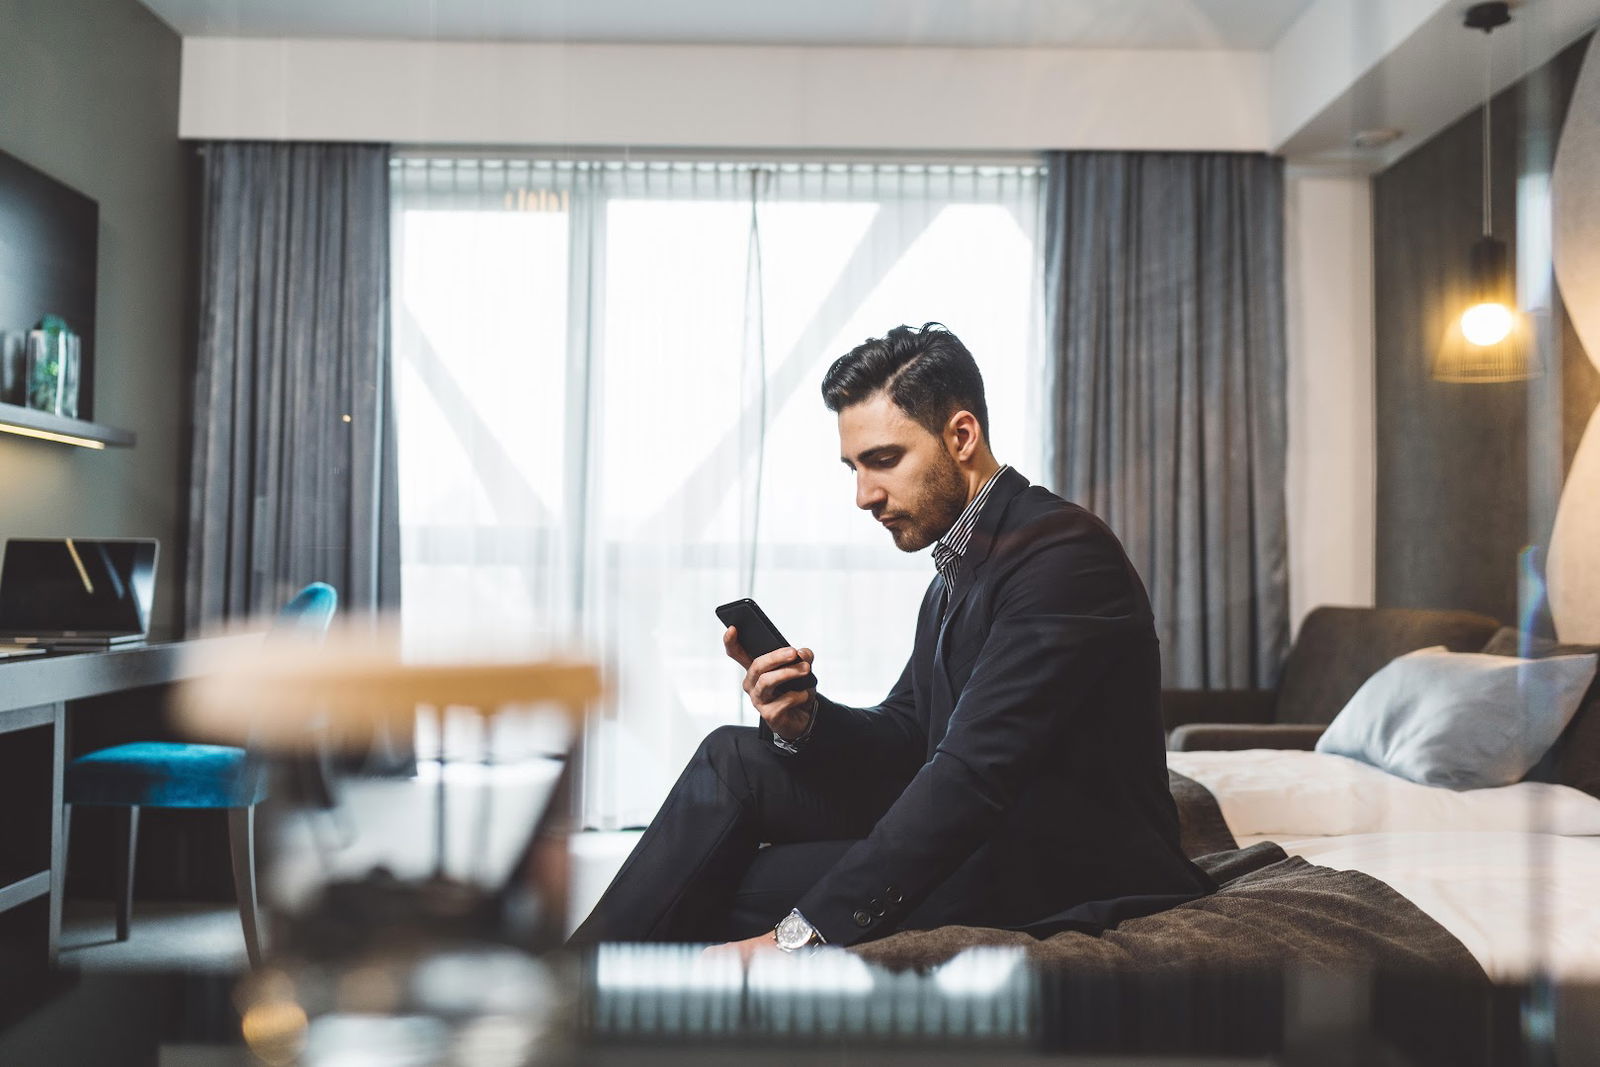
[838,393,968,553]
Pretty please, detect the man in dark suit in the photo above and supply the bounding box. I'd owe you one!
[570,322,1212,952]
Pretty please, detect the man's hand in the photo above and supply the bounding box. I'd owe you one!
[702,931,779,963]
[723,627,818,742]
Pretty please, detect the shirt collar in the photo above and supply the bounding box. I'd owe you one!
[932,464,1010,586]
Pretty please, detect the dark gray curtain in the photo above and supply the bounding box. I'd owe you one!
[187,142,399,629]
[1044,151,1288,689]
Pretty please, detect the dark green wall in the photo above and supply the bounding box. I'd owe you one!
[0,0,187,630]
[1374,35,1600,626]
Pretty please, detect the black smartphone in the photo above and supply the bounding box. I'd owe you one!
[715,597,817,691]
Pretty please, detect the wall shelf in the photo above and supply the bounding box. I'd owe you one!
[0,402,134,450]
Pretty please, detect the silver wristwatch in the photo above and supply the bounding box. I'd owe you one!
[773,908,825,951]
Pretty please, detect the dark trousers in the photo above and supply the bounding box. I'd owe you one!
[569,724,914,944]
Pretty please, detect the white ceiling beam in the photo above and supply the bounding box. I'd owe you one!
[178,37,1270,151]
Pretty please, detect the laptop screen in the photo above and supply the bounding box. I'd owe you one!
[0,538,157,637]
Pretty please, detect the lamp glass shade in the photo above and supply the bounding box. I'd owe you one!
[1434,312,1533,382]
[1433,236,1537,382]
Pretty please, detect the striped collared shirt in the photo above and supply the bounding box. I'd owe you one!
[772,465,1008,759]
[932,465,1010,592]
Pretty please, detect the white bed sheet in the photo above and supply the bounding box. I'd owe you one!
[1248,832,1600,981]
[1168,748,1600,838]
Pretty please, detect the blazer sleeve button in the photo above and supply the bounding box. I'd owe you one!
[852,909,872,927]
[868,898,886,917]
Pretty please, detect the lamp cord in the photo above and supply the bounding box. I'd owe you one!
[1482,29,1493,238]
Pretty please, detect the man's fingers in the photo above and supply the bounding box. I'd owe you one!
[723,627,753,669]
[744,646,800,695]
[750,647,803,675]
[731,642,815,709]
[753,661,812,704]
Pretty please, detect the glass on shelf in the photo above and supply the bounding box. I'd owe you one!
[24,319,80,418]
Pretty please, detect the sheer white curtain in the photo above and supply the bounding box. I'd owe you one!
[391,156,1044,827]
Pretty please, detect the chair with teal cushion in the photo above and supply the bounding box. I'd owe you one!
[62,582,338,965]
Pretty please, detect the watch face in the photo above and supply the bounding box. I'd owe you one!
[775,910,814,950]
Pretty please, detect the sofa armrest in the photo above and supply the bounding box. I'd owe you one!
[1160,688,1276,732]
[1167,722,1327,752]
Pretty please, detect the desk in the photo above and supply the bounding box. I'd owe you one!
[0,636,257,964]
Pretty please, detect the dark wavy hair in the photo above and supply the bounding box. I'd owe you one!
[819,323,989,441]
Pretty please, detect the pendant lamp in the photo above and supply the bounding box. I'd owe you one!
[1433,1,1535,382]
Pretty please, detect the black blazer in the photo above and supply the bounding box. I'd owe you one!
[779,468,1213,945]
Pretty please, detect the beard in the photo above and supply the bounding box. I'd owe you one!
[883,449,969,553]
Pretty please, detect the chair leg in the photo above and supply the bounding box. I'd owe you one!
[54,803,72,957]
[114,806,139,942]
[228,806,263,967]
[60,803,72,879]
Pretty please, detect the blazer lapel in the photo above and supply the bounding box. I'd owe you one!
[937,467,1029,647]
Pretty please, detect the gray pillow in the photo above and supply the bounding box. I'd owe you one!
[1481,627,1600,799]
[1315,645,1599,790]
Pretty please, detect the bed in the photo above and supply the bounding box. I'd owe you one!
[1168,748,1600,841]
[1166,748,1600,982]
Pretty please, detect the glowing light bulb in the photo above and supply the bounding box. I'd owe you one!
[1460,302,1513,346]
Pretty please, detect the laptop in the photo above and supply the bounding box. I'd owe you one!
[0,537,158,649]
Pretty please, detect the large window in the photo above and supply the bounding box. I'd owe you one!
[392,156,1044,827]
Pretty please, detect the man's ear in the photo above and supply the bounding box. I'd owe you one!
[945,410,982,462]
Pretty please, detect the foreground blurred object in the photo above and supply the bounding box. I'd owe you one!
[237,949,571,1066]
[572,940,1592,1065]
[1547,30,1600,644]
[175,620,600,1059]
[175,620,599,754]
[588,943,1032,1046]
[60,582,338,966]
[176,613,598,916]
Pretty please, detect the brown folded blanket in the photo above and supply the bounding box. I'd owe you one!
[854,842,1483,982]
[852,819,1493,1061]
[854,772,1484,985]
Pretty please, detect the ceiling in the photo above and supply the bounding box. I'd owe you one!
[136,0,1316,50]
